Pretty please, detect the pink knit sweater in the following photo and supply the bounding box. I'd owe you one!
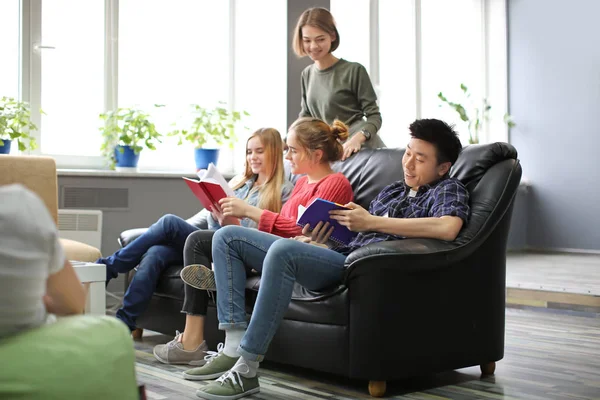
[258,172,353,238]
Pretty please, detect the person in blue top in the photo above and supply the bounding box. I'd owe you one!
[96,127,293,336]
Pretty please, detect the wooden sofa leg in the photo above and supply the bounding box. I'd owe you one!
[480,361,496,375]
[132,328,144,340]
[368,380,386,397]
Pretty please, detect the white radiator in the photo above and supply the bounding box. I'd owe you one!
[58,209,103,249]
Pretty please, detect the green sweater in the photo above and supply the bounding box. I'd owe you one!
[299,59,385,148]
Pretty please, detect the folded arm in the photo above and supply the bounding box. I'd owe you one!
[369,215,464,242]
[45,259,87,316]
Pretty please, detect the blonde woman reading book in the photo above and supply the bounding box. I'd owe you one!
[153,117,354,367]
[96,128,293,338]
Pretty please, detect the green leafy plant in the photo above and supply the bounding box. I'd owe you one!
[168,103,250,149]
[0,96,38,151]
[438,84,516,144]
[99,106,163,169]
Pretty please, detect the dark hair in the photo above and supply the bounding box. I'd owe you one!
[292,8,340,57]
[408,119,462,165]
[288,117,349,163]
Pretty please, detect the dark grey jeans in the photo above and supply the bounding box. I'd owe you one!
[181,229,216,315]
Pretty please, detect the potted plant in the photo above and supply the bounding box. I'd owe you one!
[99,106,162,170]
[438,84,516,144]
[168,103,249,170]
[0,96,38,154]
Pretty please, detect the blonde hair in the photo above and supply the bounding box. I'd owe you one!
[288,117,349,163]
[292,8,340,57]
[232,128,286,213]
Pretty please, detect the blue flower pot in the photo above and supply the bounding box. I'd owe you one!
[0,139,12,154]
[194,148,220,171]
[114,145,140,168]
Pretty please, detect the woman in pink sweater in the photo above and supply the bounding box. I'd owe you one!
[153,117,353,368]
[218,117,354,237]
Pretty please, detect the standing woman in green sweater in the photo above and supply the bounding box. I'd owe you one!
[293,7,385,161]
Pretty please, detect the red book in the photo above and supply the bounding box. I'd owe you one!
[183,163,235,212]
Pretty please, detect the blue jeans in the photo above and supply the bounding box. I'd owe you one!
[212,225,348,362]
[98,214,199,330]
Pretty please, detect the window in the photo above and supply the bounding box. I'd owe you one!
[119,0,230,171]
[353,0,509,146]
[21,0,284,172]
[330,0,371,72]
[12,0,508,169]
[378,0,416,148]
[233,0,287,172]
[420,0,483,145]
[0,0,20,99]
[39,0,104,156]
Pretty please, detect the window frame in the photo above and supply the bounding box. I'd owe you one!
[371,0,509,144]
[22,0,240,172]
[16,0,509,168]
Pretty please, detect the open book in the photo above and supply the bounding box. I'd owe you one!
[183,163,235,212]
[296,198,358,245]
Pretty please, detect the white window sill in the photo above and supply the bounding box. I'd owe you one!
[57,168,237,180]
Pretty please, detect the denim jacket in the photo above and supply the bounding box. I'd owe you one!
[207,175,294,230]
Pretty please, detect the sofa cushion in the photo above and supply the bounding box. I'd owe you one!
[245,276,348,325]
[153,265,187,300]
[151,266,348,325]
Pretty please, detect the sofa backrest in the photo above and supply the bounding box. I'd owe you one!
[0,155,59,224]
[284,148,406,210]
[298,143,521,247]
[450,143,521,246]
[332,148,405,209]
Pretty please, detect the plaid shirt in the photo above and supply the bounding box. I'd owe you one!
[337,177,470,255]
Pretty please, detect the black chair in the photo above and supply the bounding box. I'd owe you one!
[120,142,521,397]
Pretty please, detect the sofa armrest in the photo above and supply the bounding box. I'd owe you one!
[119,228,148,248]
[342,238,505,380]
[60,238,102,262]
[344,238,471,279]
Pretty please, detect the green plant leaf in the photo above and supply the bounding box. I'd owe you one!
[437,85,517,143]
[0,96,38,151]
[99,105,164,169]
[167,103,249,149]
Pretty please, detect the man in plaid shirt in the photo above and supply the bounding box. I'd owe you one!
[305,118,470,253]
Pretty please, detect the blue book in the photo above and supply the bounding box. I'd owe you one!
[296,198,358,245]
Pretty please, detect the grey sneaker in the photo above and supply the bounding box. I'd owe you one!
[153,331,208,366]
[183,344,239,381]
[195,362,260,400]
[181,264,216,291]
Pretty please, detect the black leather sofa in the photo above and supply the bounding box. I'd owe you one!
[120,142,522,397]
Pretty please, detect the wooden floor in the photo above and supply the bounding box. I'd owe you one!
[506,252,600,314]
[506,252,600,295]
[134,308,600,399]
